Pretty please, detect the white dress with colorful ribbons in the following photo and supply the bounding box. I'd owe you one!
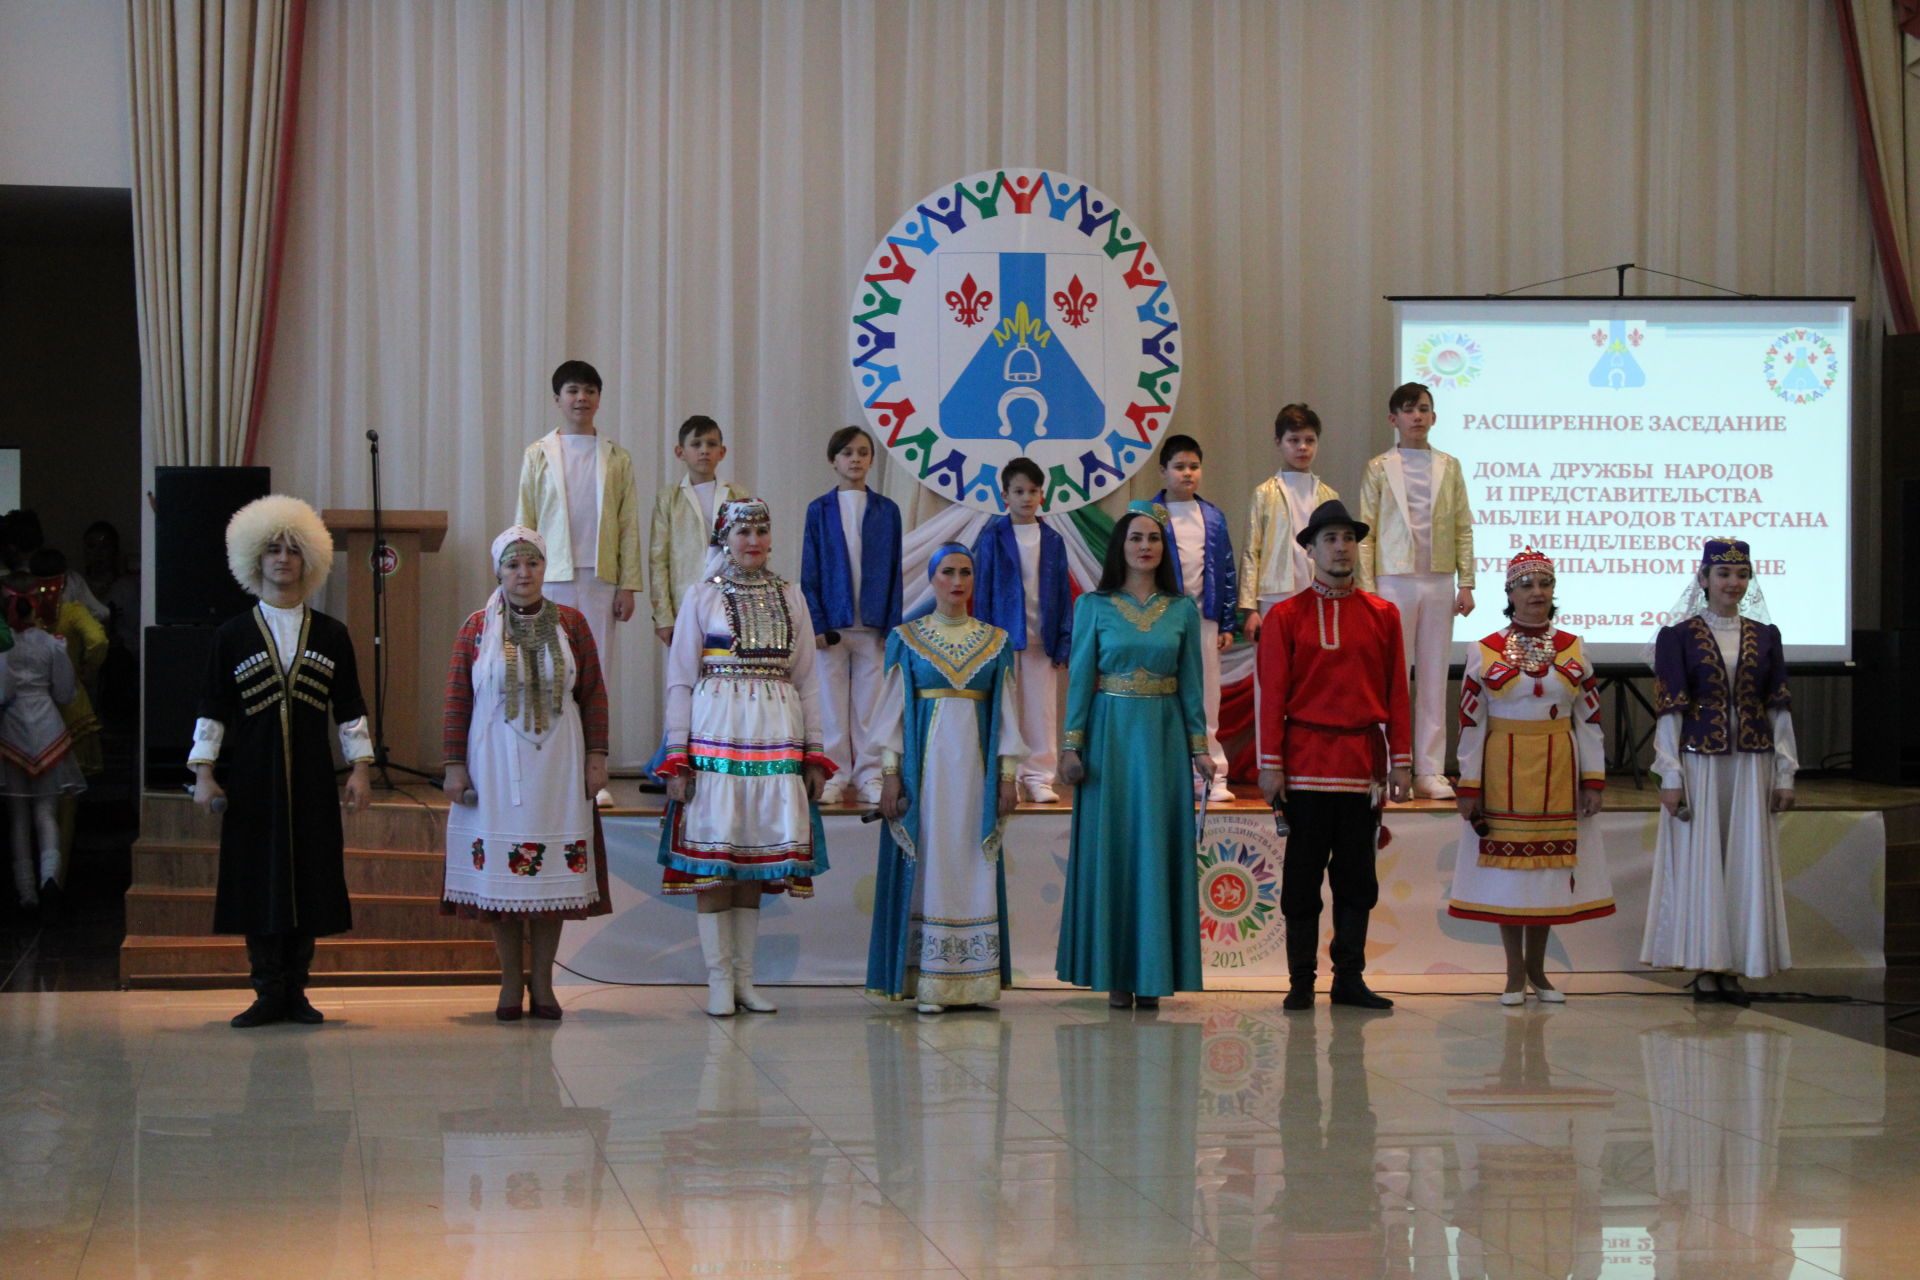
[656,569,831,895]
[1447,627,1615,927]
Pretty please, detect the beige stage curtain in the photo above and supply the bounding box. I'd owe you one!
[1841,0,1920,329]
[127,0,302,467]
[258,0,1878,770]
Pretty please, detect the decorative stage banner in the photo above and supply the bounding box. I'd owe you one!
[849,169,1181,515]
[559,808,1885,987]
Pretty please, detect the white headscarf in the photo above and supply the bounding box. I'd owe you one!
[490,525,547,569]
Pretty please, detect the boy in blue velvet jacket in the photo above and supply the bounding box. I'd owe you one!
[970,458,1071,802]
[801,425,903,806]
[1154,434,1238,802]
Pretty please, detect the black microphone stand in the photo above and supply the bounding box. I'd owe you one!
[358,428,439,790]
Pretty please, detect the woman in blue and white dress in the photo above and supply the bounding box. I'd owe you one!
[869,543,1025,1013]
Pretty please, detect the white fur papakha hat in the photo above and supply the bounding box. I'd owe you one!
[225,494,334,598]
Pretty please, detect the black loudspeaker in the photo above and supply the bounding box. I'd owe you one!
[154,466,269,625]
[144,624,216,786]
[1852,630,1920,785]
[1900,477,1920,632]
[1884,333,1920,631]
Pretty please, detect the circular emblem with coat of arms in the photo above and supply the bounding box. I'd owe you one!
[1762,328,1839,405]
[1196,814,1284,970]
[849,169,1182,515]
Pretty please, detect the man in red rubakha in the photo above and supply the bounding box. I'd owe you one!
[1257,500,1412,1012]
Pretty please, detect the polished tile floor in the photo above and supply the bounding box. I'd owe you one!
[6,980,1920,1279]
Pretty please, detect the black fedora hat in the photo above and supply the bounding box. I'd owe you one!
[1295,499,1369,547]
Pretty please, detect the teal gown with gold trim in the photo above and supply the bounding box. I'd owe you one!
[1055,590,1208,997]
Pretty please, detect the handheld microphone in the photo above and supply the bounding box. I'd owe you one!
[823,630,842,646]
[366,429,380,442]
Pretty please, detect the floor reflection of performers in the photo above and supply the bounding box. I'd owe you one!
[1057,1015,1201,1210]
[130,1042,355,1271]
[652,1019,824,1264]
[1447,1010,1613,1280]
[1640,1010,1795,1278]
[435,1032,612,1264]
[1275,1018,1393,1276]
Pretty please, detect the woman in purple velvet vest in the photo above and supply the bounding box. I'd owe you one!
[1640,539,1796,1004]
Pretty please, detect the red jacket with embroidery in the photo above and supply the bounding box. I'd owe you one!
[1255,582,1412,793]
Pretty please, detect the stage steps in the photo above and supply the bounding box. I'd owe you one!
[121,791,495,987]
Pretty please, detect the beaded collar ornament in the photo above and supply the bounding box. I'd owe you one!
[502,600,567,734]
[1502,623,1556,675]
[712,564,793,659]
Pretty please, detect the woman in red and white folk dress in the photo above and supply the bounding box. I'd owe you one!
[441,527,611,1022]
[1448,548,1614,1004]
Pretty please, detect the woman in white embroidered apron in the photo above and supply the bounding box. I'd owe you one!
[441,527,611,1022]
[1641,538,1796,1005]
[656,498,833,1017]
[1448,548,1614,1004]
[869,542,1025,1013]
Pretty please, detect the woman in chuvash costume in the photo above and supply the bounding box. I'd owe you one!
[189,495,372,1028]
[441,526,612,1023]
[1055,500,1214,1010]
[867,542,1025,1013]
[1641,538,1796,1005]
[1448,548,1615,1004]
[656,498,833,1016]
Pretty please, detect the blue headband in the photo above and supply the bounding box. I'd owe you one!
[1126,499,1170,526]
[927,541,974,580]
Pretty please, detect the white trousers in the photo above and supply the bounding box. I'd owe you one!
[817,627,886,792]
[1014,645,1059,787]
[1198,618,1227,780]
[1375,573,1456,777]
[546,573,619,759]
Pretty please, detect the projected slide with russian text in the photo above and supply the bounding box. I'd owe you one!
[1394,299,1852,664]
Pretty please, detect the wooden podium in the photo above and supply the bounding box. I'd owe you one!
[322,509,448,776]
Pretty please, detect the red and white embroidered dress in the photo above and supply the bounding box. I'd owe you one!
[1447,627,1615,926]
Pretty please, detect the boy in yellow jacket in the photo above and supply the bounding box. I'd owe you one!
[516,360,643,806]
[1356,382,1475,800]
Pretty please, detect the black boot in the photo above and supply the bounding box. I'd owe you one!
[232,934,288,1028]
[1327,905,1392,1010]
[1282,916,1318,1011]
[282,933,323,1024]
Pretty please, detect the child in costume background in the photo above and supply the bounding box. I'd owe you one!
[648,415,748,647]
[970,458,1072,804]
[1241,404,1338,643]
[1152,434,1238,802]
[516,360,642,805]
[800,425,903,807]
[1357,382,1476,801]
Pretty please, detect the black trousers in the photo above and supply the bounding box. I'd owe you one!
[1279,790,1379,919]
[243,931,317,1000]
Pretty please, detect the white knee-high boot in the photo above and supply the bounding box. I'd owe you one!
[696,911,736,1017]
[730,909,777,1013]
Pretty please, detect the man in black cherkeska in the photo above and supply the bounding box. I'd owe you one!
[189,495,372,1028]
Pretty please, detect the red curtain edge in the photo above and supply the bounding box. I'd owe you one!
[1834,0,1920,335]
[241,0,307,466]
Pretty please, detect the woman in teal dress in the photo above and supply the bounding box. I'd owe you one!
[1056,501,1214,1009]
[868,543,1026,1013]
